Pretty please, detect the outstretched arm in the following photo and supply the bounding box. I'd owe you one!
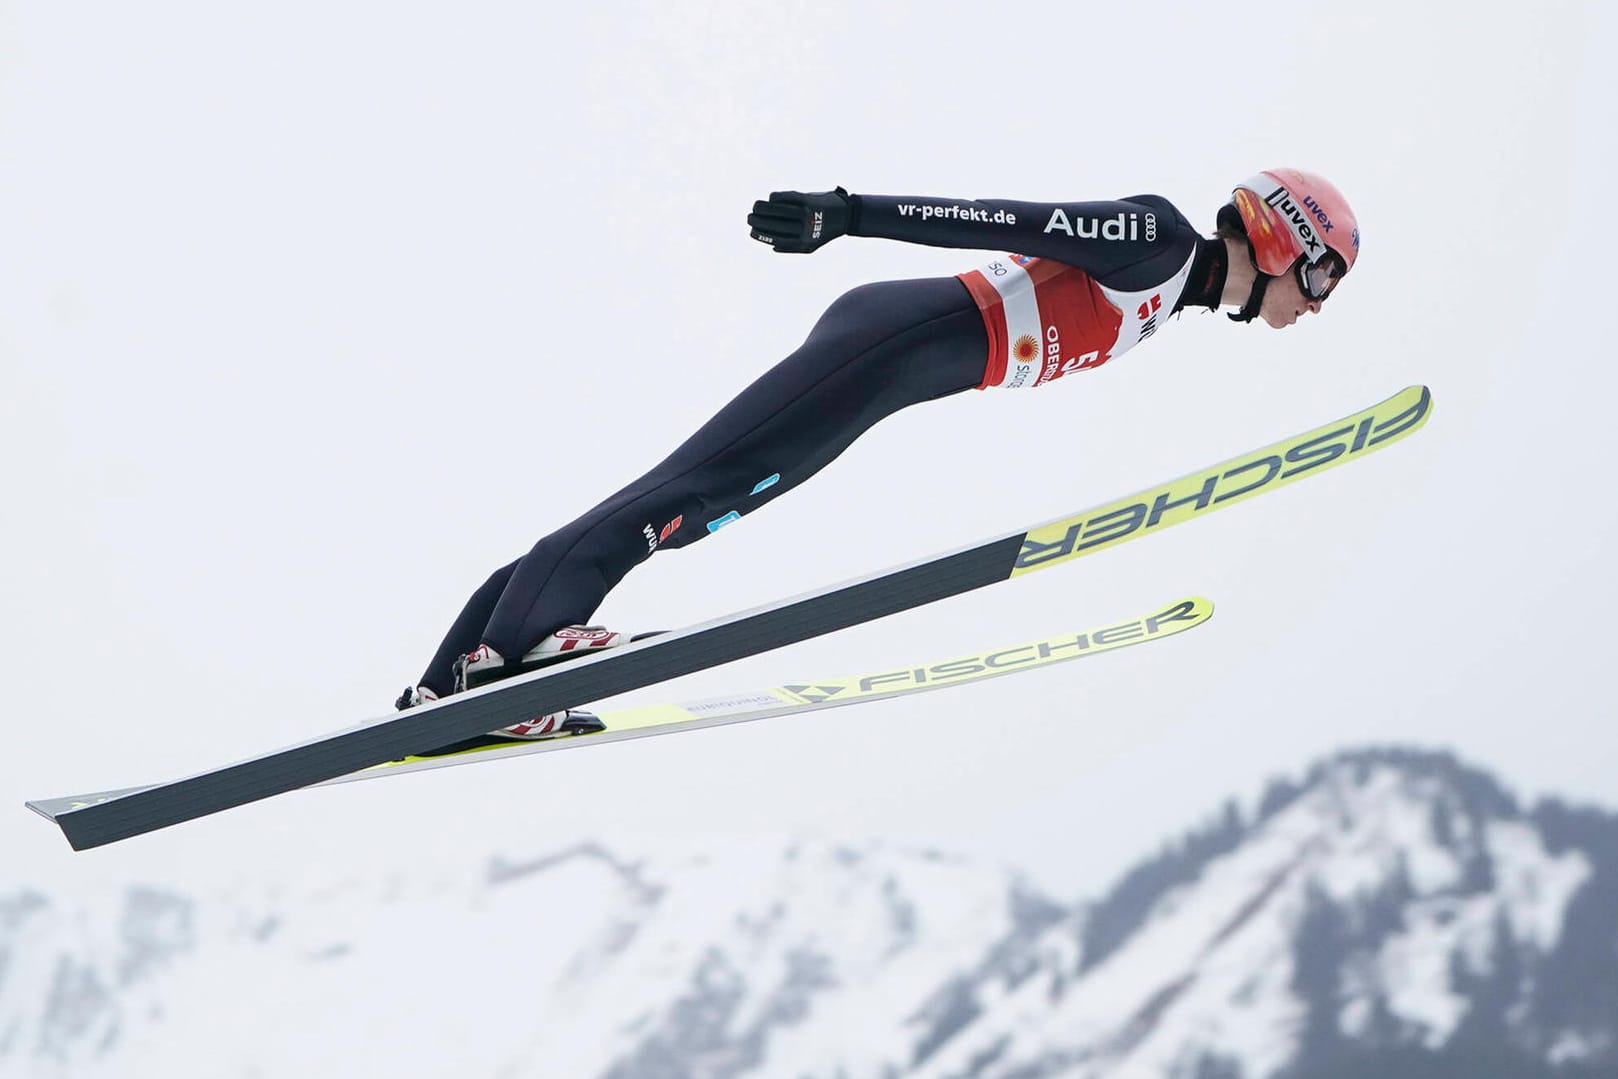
[748,187,1193,278]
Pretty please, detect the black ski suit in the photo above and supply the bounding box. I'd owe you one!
[415,190,1226,696]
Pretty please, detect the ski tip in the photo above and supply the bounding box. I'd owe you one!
[1372,385,1433,446]
[1152,595,1214,633]
[1397,384,1434,423]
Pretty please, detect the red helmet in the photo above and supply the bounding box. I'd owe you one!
[1225,168,1359,300]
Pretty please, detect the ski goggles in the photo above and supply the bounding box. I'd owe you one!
[1297,253,1346,301]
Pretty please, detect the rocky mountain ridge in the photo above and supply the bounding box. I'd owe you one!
[3,747,1612,1078]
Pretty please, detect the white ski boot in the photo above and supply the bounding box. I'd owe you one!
[448,625,645,740]
[454,625,633,692]
[395,678,607,743]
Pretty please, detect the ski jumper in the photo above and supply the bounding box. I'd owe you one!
[415,192,1228,696]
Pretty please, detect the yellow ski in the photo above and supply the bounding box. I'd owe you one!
[321,596,1214,785]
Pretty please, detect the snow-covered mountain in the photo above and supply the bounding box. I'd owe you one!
[3,747,1614,1079]
[902,749,1616,1079]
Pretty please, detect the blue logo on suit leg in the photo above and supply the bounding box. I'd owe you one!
[706,511,741,533]
[750,474,781,496]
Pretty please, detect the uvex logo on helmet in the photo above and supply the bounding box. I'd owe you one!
[1263,187,1325,255]
[1230,168,1360,278]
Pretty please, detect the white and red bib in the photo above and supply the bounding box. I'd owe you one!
[959,251,1197,390]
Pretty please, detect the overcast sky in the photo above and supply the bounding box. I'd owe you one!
[3,1,1615,900]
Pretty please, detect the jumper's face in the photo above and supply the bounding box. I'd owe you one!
[1259,264,1324,329]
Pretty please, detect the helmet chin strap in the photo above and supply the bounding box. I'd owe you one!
[1228,272,1269,323]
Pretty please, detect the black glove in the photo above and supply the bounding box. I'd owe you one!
[747,187,855,253]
